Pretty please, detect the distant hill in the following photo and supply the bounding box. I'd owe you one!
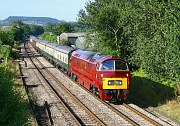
[0,16,64,26]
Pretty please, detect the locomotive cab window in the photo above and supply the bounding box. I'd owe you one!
[99,60,128,71]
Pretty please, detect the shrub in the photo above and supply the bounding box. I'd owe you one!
[0,66,31,126]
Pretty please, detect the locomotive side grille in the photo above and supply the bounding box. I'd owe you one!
[102,78,127,89]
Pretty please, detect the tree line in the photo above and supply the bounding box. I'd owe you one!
[0,20,44,64]
[77,0,180,97]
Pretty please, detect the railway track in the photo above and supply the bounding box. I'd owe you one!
[24,42,106,126]
[123,103,161,125]
[23,41,177,126]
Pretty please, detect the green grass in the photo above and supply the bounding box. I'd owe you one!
[129,68,174,107]
[157,100,180,122]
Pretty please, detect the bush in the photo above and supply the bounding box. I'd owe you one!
[0,66,31,126]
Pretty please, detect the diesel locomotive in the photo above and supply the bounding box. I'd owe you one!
[30,36,130,102]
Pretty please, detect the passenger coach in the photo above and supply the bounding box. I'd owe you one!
[30,36,75,73]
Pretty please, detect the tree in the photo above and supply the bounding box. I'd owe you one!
[78,0,136,57]
[30,25,44,36]
[0,30,14,47]
[11,20,41,40]
[129,0,180,83]
[0,30,14,65]
[11,20,25,41]
[44,23,56,33]
[55,22,73,35]
[60,40,70,46]
[22,24,31,38]
[40,32,57,43]
[44,22,73,35]
[44,22,87,36]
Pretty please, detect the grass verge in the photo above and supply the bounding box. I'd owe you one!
[129,68,179,122]
[0,60,36,125]
[157,100,180,122]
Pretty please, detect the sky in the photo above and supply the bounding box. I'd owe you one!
[0,0,90,21]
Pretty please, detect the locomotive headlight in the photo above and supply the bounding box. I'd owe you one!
[126,73,129,77]
[108,80,114,85]
[116,80,122,85]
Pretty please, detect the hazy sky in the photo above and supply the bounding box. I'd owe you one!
[0,0,90,21]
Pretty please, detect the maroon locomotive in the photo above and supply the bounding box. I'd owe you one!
[70,49,130,102]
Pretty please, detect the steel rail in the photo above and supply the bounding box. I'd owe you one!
[123,103,162,126]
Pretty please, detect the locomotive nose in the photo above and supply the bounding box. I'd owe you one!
[102,78,127,89]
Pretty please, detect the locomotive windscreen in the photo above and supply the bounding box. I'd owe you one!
[98,60,128,71]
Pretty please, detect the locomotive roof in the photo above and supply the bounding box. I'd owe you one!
[73,49,113,63]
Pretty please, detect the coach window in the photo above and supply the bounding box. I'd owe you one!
[57,54,59,59]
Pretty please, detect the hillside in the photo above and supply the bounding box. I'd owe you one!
[0,16,63,26]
